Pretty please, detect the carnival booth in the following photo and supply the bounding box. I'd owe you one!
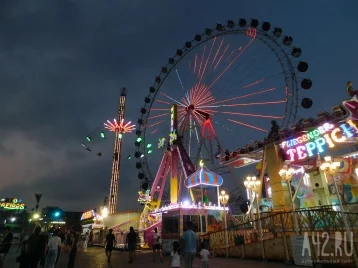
[80,210,105,246]
[154,161,228,252]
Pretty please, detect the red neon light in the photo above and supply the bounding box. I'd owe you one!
[227,119,268,132]
[211,39,224,68]
[210,88,276,106]
[220,111,284,119]
[199,37,216,81]
[149,120,165,128]
[208,37,255,91]
[147,113,170,120]
[243,79,265,89]
[197,44,206,80]
[156,99,171,105]
[223,99,287,107]
[213,44,229,71]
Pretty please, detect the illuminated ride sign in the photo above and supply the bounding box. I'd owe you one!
[138,190,152,205]
[280,120,358,162]
[154,202,229,214]
[0,198,25,210]
[81,210,95,221]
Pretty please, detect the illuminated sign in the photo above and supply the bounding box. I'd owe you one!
[169,130,177,145]
[138,190,152,205]
[280,120,358,162]
[155,203,229,213]
[158,137,166,149]
[0,198,25,210]
[81,210,95,221]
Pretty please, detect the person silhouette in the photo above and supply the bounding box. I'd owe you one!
[268,120,279,138]
[347,81,358,97]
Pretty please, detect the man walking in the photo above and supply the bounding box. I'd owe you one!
[126,227,137,263]
[105,229,115,263]
[181,221,199,268]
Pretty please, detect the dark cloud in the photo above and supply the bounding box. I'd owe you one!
[0,0,357,212]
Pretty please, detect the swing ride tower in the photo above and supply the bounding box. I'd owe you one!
[108,87,127,214]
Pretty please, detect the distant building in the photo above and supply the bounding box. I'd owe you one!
[64,211,82,232]
[39,207,82,231]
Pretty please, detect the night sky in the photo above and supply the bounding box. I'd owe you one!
[1,1,357,213]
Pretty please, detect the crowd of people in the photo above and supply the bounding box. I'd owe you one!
[0,221,211,268]
[0,226,80,268]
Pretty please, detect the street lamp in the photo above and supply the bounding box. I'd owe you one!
[33,213,40,220]
[279,165,299,234]
[319,156,358,267]
[244,176,265,260]
[10,217,16,222]
[218,190,229,257]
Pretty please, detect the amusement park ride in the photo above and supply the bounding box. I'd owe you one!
[81,19,358,263]
[132,18,317,248]
[82,87,135,215]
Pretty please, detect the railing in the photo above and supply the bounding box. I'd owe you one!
[206,206,358,251]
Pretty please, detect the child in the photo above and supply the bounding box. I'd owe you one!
[169,241,181,268]
[200,243,210,268]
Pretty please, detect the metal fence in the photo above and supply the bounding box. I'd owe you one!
[205,205,358,250]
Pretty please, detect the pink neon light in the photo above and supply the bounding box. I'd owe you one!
[208,37,255,91]
[242,79,265,89]
[227,119,268,132]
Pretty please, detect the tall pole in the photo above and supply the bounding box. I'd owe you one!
[109,88,127,215]
[244,176,265,260]
[224,204,229,257]
[219,190,229,257]
[255,192,265,260]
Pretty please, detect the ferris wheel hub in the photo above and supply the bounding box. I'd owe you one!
[187,104,195,110]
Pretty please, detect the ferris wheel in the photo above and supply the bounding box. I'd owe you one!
[134,18,313,196]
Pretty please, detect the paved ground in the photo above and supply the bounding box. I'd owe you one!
[3,246,292,268]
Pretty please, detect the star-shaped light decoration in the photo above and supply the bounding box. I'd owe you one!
[342,95,358,120]
[104,119,136,133]
[158,137,166,149]
[169,130,177,145]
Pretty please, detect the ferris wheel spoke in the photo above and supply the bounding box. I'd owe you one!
[198,37,217,82]
[155,99,172,105]
[227,119,269,133]
[150,108,171,111]
[160,92,186,107]
[210,46,281,96]
[223,98,287,107]
[148,120,165,128]
[207,37,256,91]
[219,111,284,119]
[193,54,198,74]
[210,38,224,69]
[151,129,159,135]
[197,44,207,81]
[147,113,170,121]
[208,87,276,106]
[213,44,230,71]
[175,69,186,91]
[242,79,265,89]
